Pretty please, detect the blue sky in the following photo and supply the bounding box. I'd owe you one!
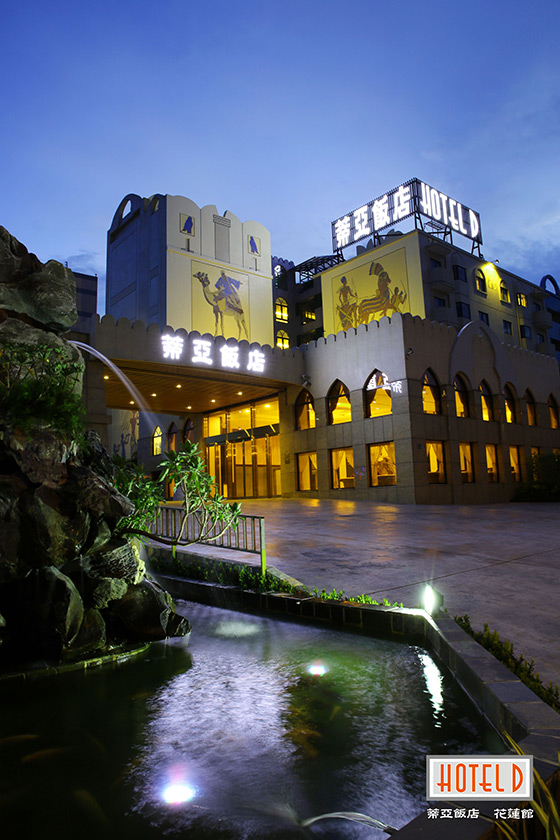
[2,0,560,314]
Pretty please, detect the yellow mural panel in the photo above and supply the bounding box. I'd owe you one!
[191,261,251,341]
[322,248,410,336]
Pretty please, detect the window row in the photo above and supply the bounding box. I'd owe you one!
[297,443,397,491]
[151,420,193,456]
[294,375,560,429]
[297,441,543,491]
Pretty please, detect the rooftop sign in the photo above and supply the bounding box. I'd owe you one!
[331,179,482,251]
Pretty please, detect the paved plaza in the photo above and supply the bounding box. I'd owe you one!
[230,499,560,690]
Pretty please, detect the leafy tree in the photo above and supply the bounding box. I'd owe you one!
[114,441,240,550]
[0,341,85,439]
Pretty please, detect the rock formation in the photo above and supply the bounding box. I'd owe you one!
[0,227,190,666]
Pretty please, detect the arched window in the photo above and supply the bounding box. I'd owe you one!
[276,330,289,349]
[500,282,510,304]
[474,268,486,293]
[295,389,316,430]
[454,375,469,418]
[503,385,516,424]
[364,370,392,418]
[151,426,163,456]
[182,417,194,442]
[549,395,559,429]
[275,297,288,322]
[480,381,493,421]
[524,391,537,426]
[167,422,179,451]
[422,370,441,415]
[327,380,352,425]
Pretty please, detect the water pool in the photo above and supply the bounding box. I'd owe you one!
[0,600,502,838]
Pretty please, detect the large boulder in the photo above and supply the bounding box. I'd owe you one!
[81,538,144,584]
[18,566,84,655]
[19,484,90,568]
[108,578,191,641]
[0,227,78,332]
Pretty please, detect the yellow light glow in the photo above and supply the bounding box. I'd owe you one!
[176,384,182,389]
[211,399,215,403]
[103,375,109,380]
[151,393,157,397]
[129,400,135,405]
[237,391,243,395]
[187,405,192,409]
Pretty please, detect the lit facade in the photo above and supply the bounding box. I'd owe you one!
[75,188,560,505]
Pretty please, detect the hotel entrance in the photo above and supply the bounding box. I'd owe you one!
[204,398,281,498]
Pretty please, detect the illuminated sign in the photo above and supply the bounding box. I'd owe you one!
[332,179,482,251]
[161,334,266,374]
[427,755,532,801]
[366,372,403,393]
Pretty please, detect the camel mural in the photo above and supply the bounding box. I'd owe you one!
[194,270,249,340]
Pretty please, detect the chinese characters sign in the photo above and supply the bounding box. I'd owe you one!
[161,334,266,374]
[332,179,482,251]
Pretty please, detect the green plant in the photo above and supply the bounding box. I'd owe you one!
[489,732,560,840]
[115,441,240,551]
[112,456,164,536]
[0,341,85,439]
[455,615,560,713]
[512,451,560,502]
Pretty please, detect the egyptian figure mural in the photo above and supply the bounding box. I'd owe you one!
[327,248,410,333]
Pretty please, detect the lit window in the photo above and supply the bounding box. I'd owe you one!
[327,380,352,425]
[549,395,559,429]
[509,446,521,482]
[369,442,397,486]
[297,451,317,491]
[276,330,289,349]
[520,324,532,340]
[426,441,446,484]
[364,370,392,418]
[500,283,510,304]
[275,297,288,322]
[485,444,498,483]
[422,370,441,415]
[503,320,512,335]
[331,447,355,489]
[454,375,469,418]
[459,442,474,483]
[525,391,537,426]
[504,386,516,423]
[474,268,486,293]
[295,389,316,430]
[517,293,527,307]
[303,309,316,321]
[480,381,493,421]
[167,422,179,451]
[151,426,163,456]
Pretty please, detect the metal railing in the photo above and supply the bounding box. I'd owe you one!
[151,504,266,574]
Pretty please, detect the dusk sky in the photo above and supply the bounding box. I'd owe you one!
[2,0,560,314]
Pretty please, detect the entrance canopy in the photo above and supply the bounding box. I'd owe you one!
[91,315,305,414]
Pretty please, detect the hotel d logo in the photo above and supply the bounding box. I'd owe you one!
[426,756,533,801]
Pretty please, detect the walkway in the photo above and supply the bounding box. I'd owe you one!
[229,499,560,690]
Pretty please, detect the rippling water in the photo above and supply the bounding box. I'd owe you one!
[0,601,503,838]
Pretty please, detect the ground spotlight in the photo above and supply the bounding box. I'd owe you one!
[162,783,196,804]
[422,584,444,616]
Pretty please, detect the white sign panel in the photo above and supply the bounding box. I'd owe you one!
[332,179,482,250]
[426,755,533,801]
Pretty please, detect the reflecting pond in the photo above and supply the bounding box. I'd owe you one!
[0,600,503,838]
